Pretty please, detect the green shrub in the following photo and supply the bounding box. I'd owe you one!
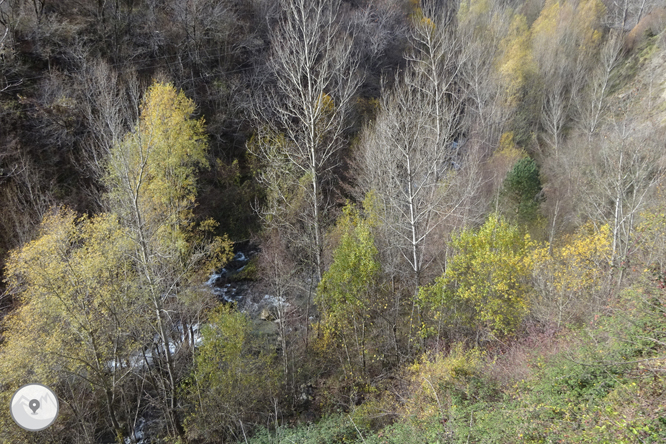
[245,414,366,444]
[501,156,543,224]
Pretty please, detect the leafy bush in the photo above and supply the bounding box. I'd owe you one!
[245,414,366,444]
[530,223,611,327]
[183,305,279,442]
[420,214,534,339]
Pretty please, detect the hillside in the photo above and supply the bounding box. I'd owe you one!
[1,0,666,443]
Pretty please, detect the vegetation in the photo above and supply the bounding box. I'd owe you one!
[420,214,535,339]
[1,0,666,442]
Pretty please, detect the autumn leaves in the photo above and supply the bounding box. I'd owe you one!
[1,83,231,441]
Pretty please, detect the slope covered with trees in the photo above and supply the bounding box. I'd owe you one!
[1,0,666,442]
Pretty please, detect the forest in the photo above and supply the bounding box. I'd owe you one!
[0,0,666,442]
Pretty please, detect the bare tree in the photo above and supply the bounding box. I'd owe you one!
[457,5,509,155]
[355,6,487,354]
[78,61,140,194]
[406,2,461,176]
[359,74,447,291]
[539,70,569,157]
[170,0,237,69]
[0,152,55,246]
[604,0,663,30]
[575,29,624,140]
[251,0,361,282]
[258,230,301,390]
[531,0,604,157]
[576,115,666,286]
[350,0,407,66]
[0,0,23,93]
[532,32,574,158]
[357,5,466,294]
[541,29,624,249]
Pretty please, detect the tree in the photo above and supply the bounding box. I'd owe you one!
[0,209,142,442]
[496,13,534,110]
[575,29,624,140]
[355,4,487,354]
[251,0,361,282]
[356,8,465,293]
[419,214,534,341]
[171,0,236,70]
[1,81,231,442]
[0,0,23,94]
[495,12,540,146]
[457,0,511,154]
[248,127,310,267]
[531,223,611,328]
[249,127,317,376]
[79,61,141,207]
[257,227,301,388]
[183,305,278,442]
[106,81,209,234]
[605,0,659,30]
[407,1,461,171]
[80,61,139,179]
[530,0,604,156]
[501,156,544,225]
[105,81,231,438]
[581,121,665,285]
[316,201,382,378]
[0,152,55,248]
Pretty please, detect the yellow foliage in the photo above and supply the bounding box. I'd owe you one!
[531,223,611,326]
[316,202,381,378]
[106,81,208,246]
[458,0,492,24]
[499,131,516,151]
[136,82,208,200]
[531,0,604,65]
[318,93,335,114]
[635,203,666,272]
[1,209,142,432]
[2,82,227,442]
[573,0,604,54]
[420,214,535,336]
[497,14,535,104]
[409,0,424,21]
[404,345,484,421]
[420,16,435,31]
[494,132,526,162]
[531,0,561,41]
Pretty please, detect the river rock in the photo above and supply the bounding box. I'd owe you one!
[260,308,274,321]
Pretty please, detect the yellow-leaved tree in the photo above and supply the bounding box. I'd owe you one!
[531,223,612,327]
[420,214,535,342]
[496,14,534,107]
[316,200,382,379]
[106,81,209,246]
[0,210,141,442]
[0,81,232,443]
[105,81,231,439]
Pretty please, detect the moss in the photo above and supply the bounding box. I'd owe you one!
[229,257,259,281]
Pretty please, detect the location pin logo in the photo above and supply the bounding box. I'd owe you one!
[29,399,40,414]
[10,384,59,431]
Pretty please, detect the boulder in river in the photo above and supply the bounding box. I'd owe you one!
[260,308,274,321]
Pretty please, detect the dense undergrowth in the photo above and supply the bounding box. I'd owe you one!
[243,278,666,444]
